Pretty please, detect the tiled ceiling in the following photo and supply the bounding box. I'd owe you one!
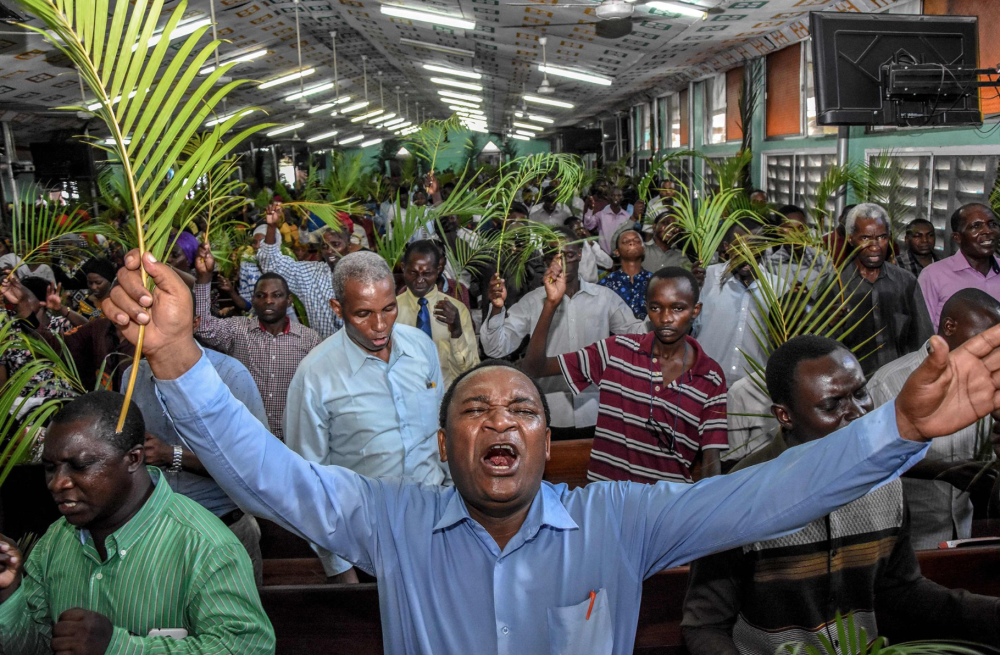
[0,0,905,144]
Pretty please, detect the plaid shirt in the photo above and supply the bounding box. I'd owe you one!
[194,284,322,440]
[256,242,342,338]
[895,249,939,278]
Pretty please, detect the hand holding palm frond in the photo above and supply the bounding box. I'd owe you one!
[14,0,274,429]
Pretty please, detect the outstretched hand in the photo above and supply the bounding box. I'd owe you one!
[102,249,201,380]
[896,331,1000,442]
[543,254,567,305]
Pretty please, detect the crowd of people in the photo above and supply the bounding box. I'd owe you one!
[0,174,1000,654]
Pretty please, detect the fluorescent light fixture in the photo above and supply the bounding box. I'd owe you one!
[465,124,489,133]
[285,82,335,102]
[361,137,383,147]
[306,130,339,143]
[446,100,481,109]
[381,4,475,30]
[513,121,545,131]
[400,38,474,58]
[457,112,485,119]
[422,64,481,80]
[309,103,335,114]
[87,95,122,111]
[258,68,315,90]
[351,109,384,122]
[529,114,554,124]
[370,113,397,124]
[339,134,364,145]
[430,77,483,92]
[204,108,255,126]
[523,94,574,109]
[510,134,530,141]
[646,1,707,18]
[199,48,266,75]
[103,137,131,145]
[334,96,353,105]
[138,17,211,50]
[339,101,370,114]
[266,122,305,137]
[515,129,537,137]
[538,64,612,86]
[438,90,482,103]
[382,118,407,128]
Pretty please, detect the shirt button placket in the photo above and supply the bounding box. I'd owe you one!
[494,558,513,654]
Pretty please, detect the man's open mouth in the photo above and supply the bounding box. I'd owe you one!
[483,443,519,472]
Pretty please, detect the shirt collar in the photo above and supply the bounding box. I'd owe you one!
[79,467,172,554]
[577,278,600,296]
[949,251,1000,275]
[256,317,291,335]
[636,333,715,378]
[341,327,410,375]
[432,483,579,534]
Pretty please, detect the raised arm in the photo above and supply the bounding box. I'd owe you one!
[193,243,237,353]
[479,285,536,358]
[103,250,381,572]
[520,256,566,379]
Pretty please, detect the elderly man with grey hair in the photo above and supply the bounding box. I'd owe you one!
[284,251,450,583]
[832,202,933,375]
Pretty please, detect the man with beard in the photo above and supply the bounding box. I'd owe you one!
[257,203,350,338]
[919,203,1000,327]
[522,264,725,482]
[836,203,933,376]
[283,251,448,583]
[101,246,1000,655]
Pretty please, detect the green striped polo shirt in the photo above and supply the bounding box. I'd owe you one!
[0,467,274,654]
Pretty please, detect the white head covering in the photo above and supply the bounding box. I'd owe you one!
[253,223,281,245]
[0,253,27,278]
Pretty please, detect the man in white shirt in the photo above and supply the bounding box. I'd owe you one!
[868,287,1000,549]
[481,228,646,440]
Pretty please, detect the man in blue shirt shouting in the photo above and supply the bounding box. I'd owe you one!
[101,248,1000,655]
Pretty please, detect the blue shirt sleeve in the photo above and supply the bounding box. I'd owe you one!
[610,402,928,578]
[154,352,380,573]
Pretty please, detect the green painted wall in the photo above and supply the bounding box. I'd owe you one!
[342,129,551,173]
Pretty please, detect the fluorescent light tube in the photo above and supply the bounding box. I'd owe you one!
[361,137,383,147]
[103,137,131,145]
[422,64,481,80]
[465,125,488,133]
[438,90,482,103]
[370,112,397,124]
[285,82,335,102]
[381,5,475,30]
[538,64,612,86]
[523,94,574,109]
[529,114,554,124]
[513,121,545,131]
[339,134,364,144]
[646,1,707,18]
[515,129,537,137]
[309,103,335,114]
[258,68,316,90]
[266,122,305,137]
[138,17,211,50]
[306,130,339,143]
[445,99,481,109]
[87,95,121,111]
[400,38,474,58]
[334,96,353,105]
[199,48,266,75]
[510,134,529,141]
[340,101,370,113]
[351,109,384,122]
[382,118,407,128]
[204,108,255,126]
[430,77,483,92]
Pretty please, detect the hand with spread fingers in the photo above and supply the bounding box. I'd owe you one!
[101,249,201,381]
[895,329,1000,442]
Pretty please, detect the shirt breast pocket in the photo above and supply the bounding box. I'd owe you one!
[546,589,614,655]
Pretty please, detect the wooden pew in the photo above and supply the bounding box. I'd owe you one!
[259,547,1000,655]
[543,438,592,489]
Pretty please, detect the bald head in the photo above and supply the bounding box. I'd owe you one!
[939,288,1000,351]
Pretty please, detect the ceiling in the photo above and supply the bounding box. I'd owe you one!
[0,0,903,147]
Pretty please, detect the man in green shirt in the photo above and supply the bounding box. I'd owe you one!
[0,391,274,655]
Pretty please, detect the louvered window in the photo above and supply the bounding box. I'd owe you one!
[764,150,838,224]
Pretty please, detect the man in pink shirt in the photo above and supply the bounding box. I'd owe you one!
[584,186,632,254]
[918,203,1000,326]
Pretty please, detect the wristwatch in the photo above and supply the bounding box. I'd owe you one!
[168,445,183,473]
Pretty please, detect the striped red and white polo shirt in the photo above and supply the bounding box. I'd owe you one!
[557,332,728,484]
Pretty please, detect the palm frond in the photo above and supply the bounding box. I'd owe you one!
[777,611,985,655]
[636,150,696,203]
[14,0,276,430]
[813,163,855,233]
[849,150,909,235]
[703,150,753,193]
[737,58,763,169]
[669,182,757,265]
[9,190,118,280]
[403,114,463,175]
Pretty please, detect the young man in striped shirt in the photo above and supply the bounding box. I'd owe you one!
[0,391,273,655]
[522,263,727,483]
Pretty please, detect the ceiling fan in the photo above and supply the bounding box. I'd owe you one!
[502,0,720,39]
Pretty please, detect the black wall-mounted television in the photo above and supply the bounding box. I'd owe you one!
[29,141,93,184]
[810,12,982,127]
